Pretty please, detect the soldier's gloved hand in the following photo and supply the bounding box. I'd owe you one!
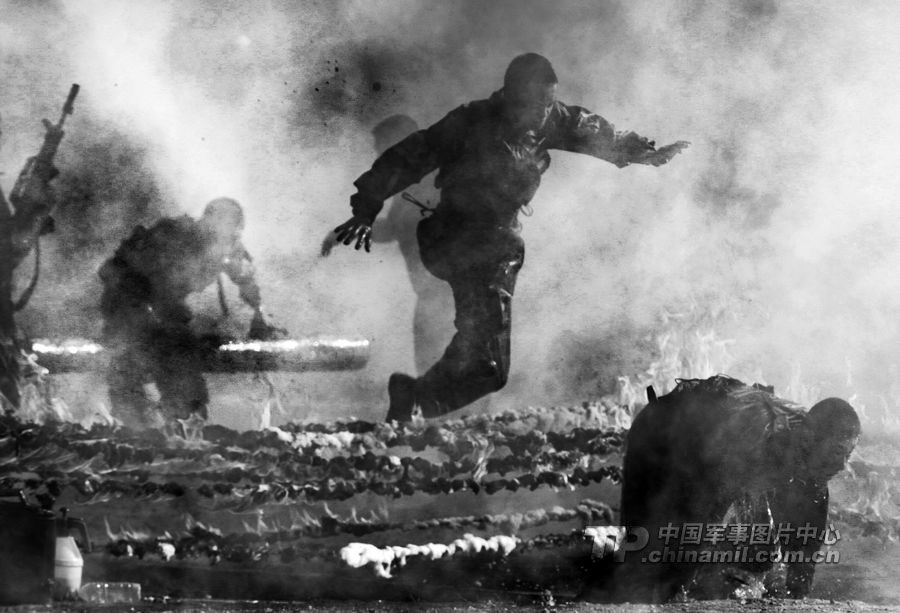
[248,309,287,341]
[320,229,338,257]
[618,131,656,155]
[39,216,56,235]
[334,192,382,252]
[632,140,691,167]
[196,332,228,357]
[333,215,374,252]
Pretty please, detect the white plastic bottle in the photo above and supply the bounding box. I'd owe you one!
[54,536,83,593]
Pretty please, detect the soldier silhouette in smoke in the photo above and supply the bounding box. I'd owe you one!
[332,53,689,422]
[321,115,454,376]
[98,198,279,430]
[0,109,66,411]
[616,375,860,602]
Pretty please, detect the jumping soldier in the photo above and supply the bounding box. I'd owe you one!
[332,53,689,421]
[617,375,860,601]
[98,198,277,429]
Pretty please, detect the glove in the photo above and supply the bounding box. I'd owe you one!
[320,231,337,257]
[248,310,287,341]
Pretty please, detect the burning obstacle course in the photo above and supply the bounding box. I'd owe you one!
[0,404,627,600]
[4,304,899,602]
[1,395,896,602]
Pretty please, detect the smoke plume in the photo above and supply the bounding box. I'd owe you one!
[2,0,899,425]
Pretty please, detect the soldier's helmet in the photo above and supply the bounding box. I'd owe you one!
[503,53,558,98]
[202,197,245,231]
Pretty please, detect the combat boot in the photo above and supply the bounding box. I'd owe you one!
[386,372,416,423]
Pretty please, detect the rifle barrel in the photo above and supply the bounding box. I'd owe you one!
[58,84,80,127]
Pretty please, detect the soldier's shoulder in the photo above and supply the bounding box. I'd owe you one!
[463,97,494,112]
[115,223,150,251]
[146,214,197,237]
[131,215,199,252]
[444,97,494,124]
[549,101,611,129]
[153,214,194,229]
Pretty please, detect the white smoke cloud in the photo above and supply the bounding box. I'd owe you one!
[3,0,900,420]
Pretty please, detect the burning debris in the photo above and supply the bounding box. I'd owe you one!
[0,409,627,508]
[341,534,520,579]
[0,376,896,602]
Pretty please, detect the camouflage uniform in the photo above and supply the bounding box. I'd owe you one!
[619,376,857,601]
[352,90,658,417]
[99,215,260,426]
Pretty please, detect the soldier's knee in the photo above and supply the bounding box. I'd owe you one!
[492,361,509,390]
[481,351,510,393]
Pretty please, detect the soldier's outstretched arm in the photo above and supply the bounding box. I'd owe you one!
[223,246,262,310]
[223,248,285,340]
[552,103,689,168]
[335,106,467,253]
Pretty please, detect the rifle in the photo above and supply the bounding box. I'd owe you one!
[10,84,79,212]
[8,84,79,311]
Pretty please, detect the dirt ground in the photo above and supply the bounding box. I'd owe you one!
[2,598,899,612]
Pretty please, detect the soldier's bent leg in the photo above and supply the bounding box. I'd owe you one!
[150,330,210,421]
[106,345,153,428]
[416,256,522,417]
[155,363,209,420]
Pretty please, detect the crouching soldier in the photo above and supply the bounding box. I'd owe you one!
[99,198,278,429]
[617,375,859,602]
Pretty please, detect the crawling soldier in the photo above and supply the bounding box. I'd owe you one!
[617,375,860,601]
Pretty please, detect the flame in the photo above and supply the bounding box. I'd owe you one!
[610,301,743,414]
[219,338,369,353]
[31,339,103,355]
[242,509,270,536]
[258,372,286,431]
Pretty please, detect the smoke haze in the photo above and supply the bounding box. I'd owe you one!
[2,0,900,424]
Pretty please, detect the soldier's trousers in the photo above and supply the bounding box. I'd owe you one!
[415,219,525,417]
[104,318,209,427]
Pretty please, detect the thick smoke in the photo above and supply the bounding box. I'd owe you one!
[2,0,900,426]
